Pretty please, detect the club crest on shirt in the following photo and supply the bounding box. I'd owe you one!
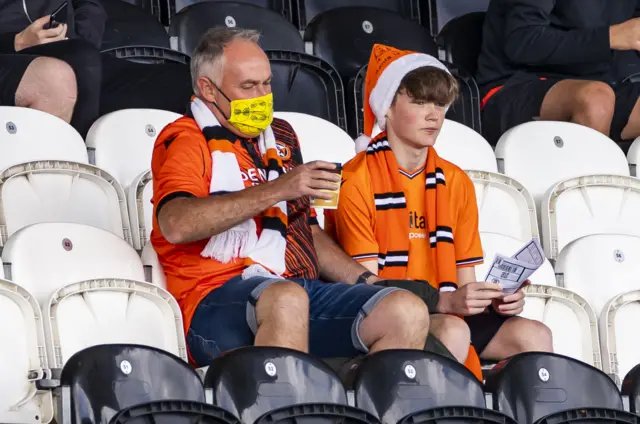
[276,141,292,161]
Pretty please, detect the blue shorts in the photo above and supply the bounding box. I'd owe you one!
[187,276,402,367]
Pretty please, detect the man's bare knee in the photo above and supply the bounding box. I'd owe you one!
[255,281,309,325]
[16,57,77,122]
[430,315,470,363]
[509,318,553,353]
[574,81,615,128]
[361,290,430,351]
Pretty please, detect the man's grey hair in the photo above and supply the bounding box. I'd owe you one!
[190,27,261,95]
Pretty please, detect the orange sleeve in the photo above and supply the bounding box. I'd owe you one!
[152,131,210,218]
[454,174,484,268]
[333,174,379,263]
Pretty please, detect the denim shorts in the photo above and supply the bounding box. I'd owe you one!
[186,276,402,367]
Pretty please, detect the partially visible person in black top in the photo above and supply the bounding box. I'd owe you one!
[0,0,191,137]
[476,0,640,144]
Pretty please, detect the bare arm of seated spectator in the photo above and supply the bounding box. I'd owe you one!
[158,160,340,244]
[503,0,613,65]
[311,225,381,285]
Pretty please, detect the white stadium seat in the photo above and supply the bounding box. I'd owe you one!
[0,161,131,246]
[0,107,88,169]
[542,175,640,315]
[495,121,629,207]
[434,120,497,172]
[142,242,167,290]
[86,109,181,190]
[128,170,153,250]
[372,119,498,172]
[600,290,640,385]
[0,280,53,424]
[1,223,187,372]
[275,112,356,228]
[520,284,601,368]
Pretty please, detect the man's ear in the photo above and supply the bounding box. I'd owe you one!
[197,77,218,103]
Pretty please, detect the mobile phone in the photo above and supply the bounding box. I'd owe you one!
[44,0,68,29]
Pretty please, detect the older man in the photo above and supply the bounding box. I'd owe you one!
[150,27,430,366]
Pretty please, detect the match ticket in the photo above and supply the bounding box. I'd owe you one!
[484,239,544,294]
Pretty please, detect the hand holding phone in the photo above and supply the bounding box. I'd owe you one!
[44,0,68,29]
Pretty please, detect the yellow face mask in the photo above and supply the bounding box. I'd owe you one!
[210,80,274,137]
[227,92,274,137]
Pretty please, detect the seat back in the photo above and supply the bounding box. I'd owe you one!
[469,171,536,240]
[434,122,496,172]
[171,0,292,23]
[520,286,600,367]
[0,107,88,169]
[426,0,490,36]
[305,7,436,82]
[485,353,621,424]
[602,291,640,385]
[622,362,640,413]
[61,344,204,424]
[627,136,640,176]
[87,109,180,190]
[296,0,420,30]
[204,346,349,424]
[269,51,347,132]
[274,112,356,228]
[555,235,640,317]
[353,63,481,137]
[495,122,629,208]
[102,0,171,49]
[2,222,145,305]
[352,350,485,423]
[110,400,241,424]
[542,175,640,259]
[0,280,53,424]
[47,279,186,368]
[0,162,131,246]
[437,12,485,76]
[128,170,153,249]
[169,2,303,55]
[478,234,556,286]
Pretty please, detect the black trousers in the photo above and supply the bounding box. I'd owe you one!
[0,39,192,137]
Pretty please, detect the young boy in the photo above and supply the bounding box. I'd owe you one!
[327,44,553,379]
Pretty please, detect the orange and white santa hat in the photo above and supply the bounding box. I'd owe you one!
[355,44,452,153]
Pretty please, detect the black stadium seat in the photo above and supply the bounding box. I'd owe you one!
[59,344,230,424]
[164,0,293,26]
[295,0,421,30]
[169,2,304,56]
[437,12,485,77]
[621,363,640,413]
[347,350,516,424]
[101,0,172,50]
[109,400,241,424]
[352,60,481,137]
[204,346,380,424]
[424,0,490,37]
[304,6,437,84]
[485,352,636,424]
[268,51,348,132]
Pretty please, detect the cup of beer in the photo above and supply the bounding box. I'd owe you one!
[310,162,342,209]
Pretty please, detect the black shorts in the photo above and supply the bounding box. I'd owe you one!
[482,72,640,143]
[0,55,38,106]
[464,307,509,355]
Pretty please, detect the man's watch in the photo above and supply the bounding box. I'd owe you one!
[356,271,375,285]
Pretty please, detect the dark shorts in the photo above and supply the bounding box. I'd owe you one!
[482,72,640,143]
[464,307,509,355]
[0,55,37,106]
[187,276,402,367]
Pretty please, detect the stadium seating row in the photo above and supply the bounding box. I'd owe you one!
[3,106,640,386]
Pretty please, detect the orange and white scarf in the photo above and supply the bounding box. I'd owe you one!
[191,97,287,278]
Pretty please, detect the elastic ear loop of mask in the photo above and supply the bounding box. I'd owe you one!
[206,78,233,121]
